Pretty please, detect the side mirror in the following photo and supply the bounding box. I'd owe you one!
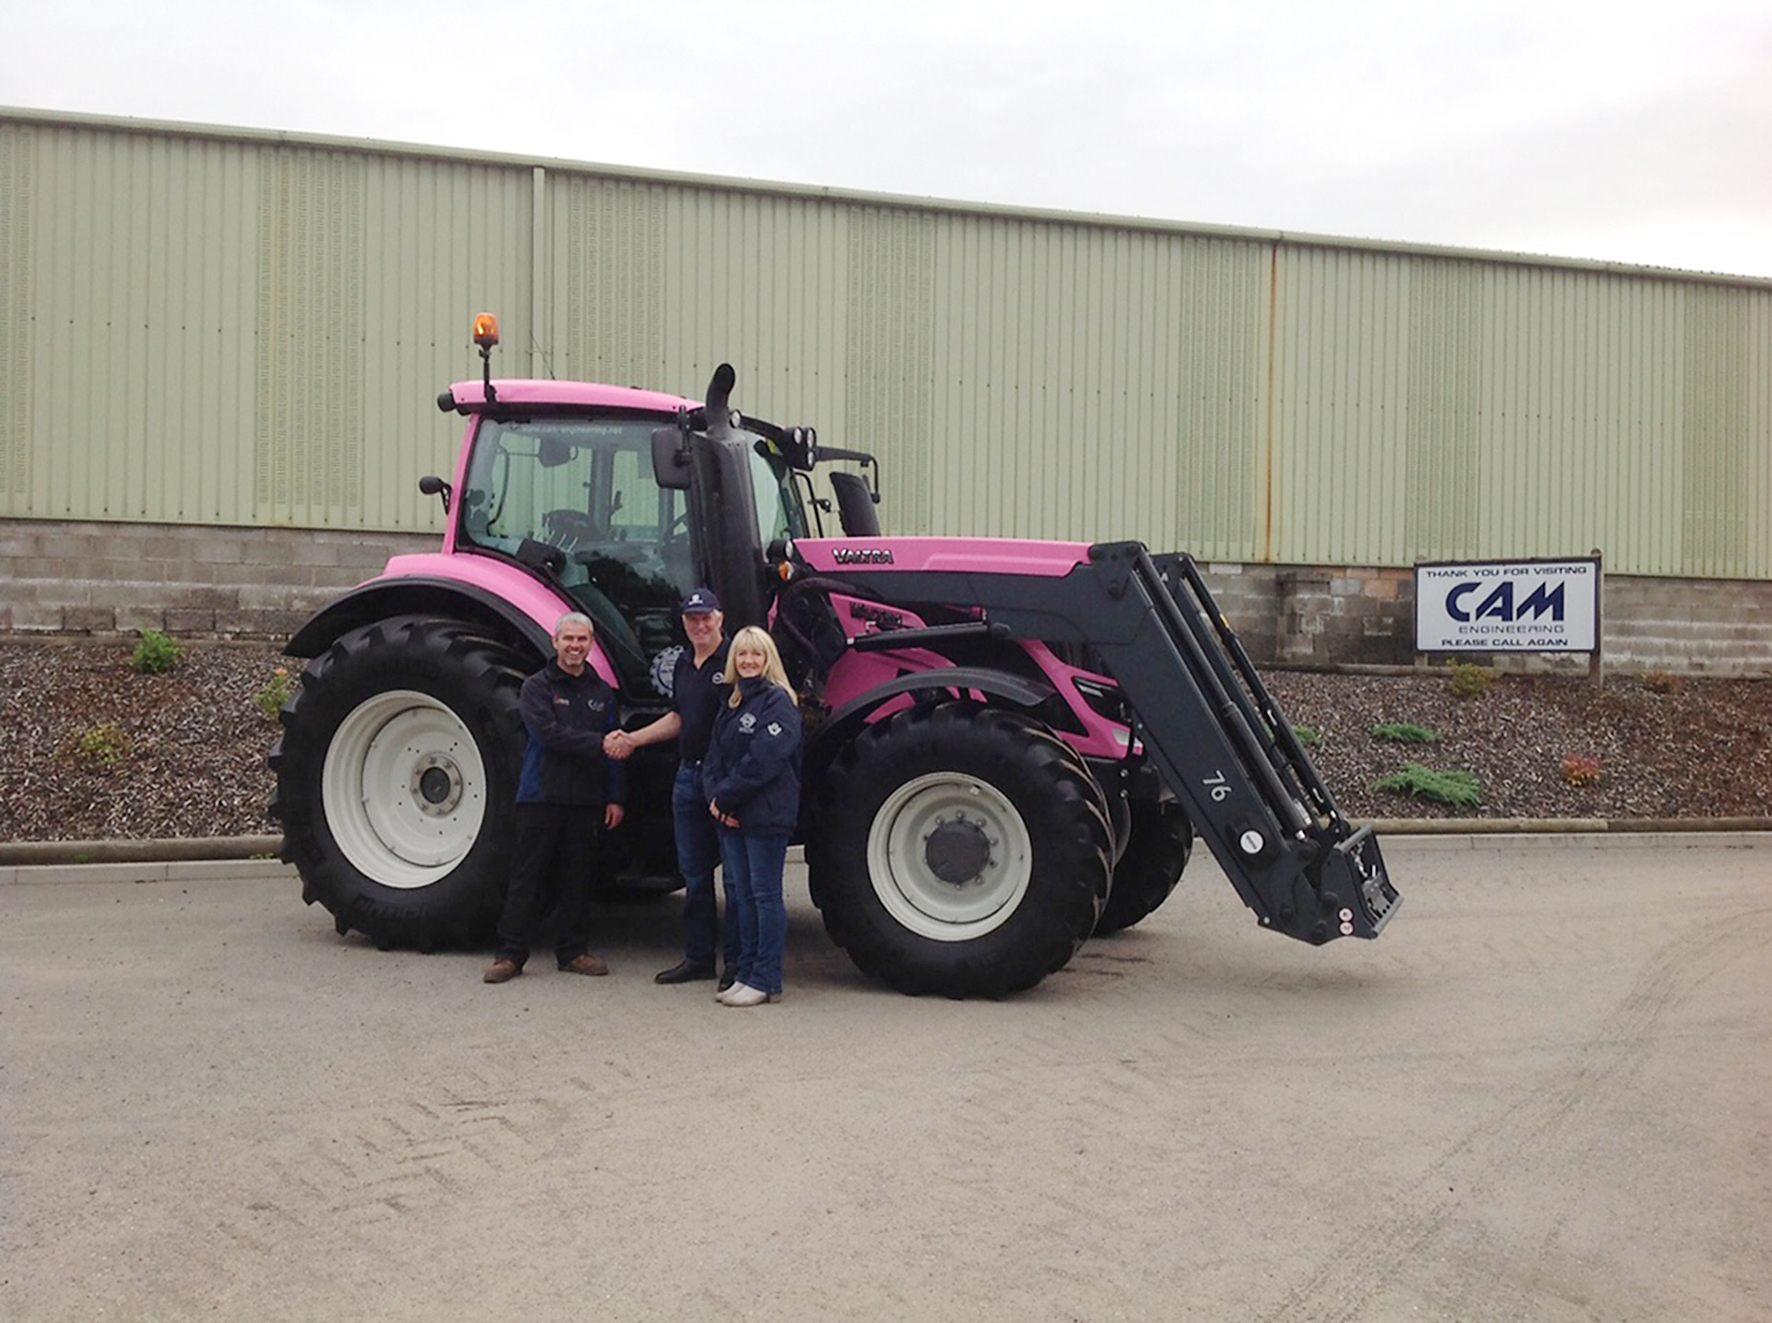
[418,474,453,514]
[652,424,691,490]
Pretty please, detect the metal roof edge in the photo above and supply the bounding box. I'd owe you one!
[5,103,1770,291]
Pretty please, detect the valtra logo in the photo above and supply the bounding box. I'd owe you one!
[833,547,895,565]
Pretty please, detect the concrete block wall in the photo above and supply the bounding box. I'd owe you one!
[0,519,429,638]
[3,518,1769,676]
[1189,563,1770,678]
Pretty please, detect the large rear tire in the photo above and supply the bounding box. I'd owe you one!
[806,703,1112,997]
[269,616,527,949]
[1094,798,1193,935]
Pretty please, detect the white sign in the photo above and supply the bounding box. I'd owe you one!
[1415,558,1599,653]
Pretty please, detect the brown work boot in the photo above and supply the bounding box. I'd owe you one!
[559,953,609,977]
[482,958,522,984]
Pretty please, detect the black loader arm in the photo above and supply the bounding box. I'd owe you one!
[813,543,1400,946]
[1082,544,1399,944]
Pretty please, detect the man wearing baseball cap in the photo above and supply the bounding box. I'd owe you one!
[604,588,738,987]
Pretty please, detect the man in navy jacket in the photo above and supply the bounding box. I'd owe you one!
[483,613,625,983]
[603,588,739,988]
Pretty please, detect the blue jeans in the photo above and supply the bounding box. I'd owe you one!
[674,763,739,970]
[718,830,790,996]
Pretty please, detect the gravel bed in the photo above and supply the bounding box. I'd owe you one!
[0,640,1767,842]
[0,641,287,841]
[1263,669,1772,820]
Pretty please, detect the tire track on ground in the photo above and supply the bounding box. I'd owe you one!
[1265,905,1772,1323]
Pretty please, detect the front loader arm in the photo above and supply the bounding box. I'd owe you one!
[806,541,1400,946]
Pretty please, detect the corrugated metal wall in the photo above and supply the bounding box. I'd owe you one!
[2,110,1768,579]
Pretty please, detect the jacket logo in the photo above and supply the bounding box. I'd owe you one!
[767,722,782,736]
[586,699,605,711]
[553,697,570,706]
[739,713,757,732]
[713,673,728,685]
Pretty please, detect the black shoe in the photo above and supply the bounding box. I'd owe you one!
[655,959,717,985]
[717,970,738,993]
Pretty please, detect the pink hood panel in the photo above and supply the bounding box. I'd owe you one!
[796,537,1092,578]
[378,553,618,688]
[447,379,695,414]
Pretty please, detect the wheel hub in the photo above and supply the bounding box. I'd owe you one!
[865,772,1033,942]
[411,754,463,816]
[923,816,993,885]
[321,690,489,888]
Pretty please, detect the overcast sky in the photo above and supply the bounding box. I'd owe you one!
[6,0,1770,278]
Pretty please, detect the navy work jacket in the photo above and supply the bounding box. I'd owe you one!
[516,660,626,807]
[702,677,803,835]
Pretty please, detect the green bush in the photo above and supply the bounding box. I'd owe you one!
[1374,763,1483,809]
[1448,662,1494,700]
[132,629,182,675]
[255,666,297,722]
[1372,722,1440,744]
[74,722,129,768]
[1292,724,1322,748]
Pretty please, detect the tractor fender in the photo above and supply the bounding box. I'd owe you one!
[285,575,555,663]
[805,665,1054,780]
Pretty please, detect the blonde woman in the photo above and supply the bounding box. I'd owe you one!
[701,626,802,1007]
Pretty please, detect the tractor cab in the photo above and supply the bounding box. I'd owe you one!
[435,324,869,694]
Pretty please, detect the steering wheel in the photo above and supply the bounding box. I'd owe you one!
[542,509,605,546]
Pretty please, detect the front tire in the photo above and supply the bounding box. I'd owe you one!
[807,703,1112,996]
[270,616,528,948]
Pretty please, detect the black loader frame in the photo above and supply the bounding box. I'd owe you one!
[807,541,1401,946]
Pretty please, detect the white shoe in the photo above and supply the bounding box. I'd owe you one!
[716,981,751,1004]
[722,984,778,1007]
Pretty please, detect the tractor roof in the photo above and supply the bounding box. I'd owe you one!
[444,379,697,415]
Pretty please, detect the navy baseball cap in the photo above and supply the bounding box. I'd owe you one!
[680,587,721,615]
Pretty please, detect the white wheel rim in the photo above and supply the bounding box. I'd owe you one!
[865,772,1033,942]
[321,690,488,889]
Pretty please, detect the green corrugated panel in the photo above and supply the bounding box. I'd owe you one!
[2,111,1768,580]
[1268,247,1772,577]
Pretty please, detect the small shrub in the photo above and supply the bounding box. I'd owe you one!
[1372,722,1440,744]
[1374,763,1483,809]
[1642,670,1685,695]
[1560,754,1603,786]
[74,722,129,768]
[1292,724,1322,748]
[1448,662,1495,700]
[132,629,182,675]
[255,666,297,721]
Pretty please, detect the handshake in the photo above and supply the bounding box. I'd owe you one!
[602,729,637,761]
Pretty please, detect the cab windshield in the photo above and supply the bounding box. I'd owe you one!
[459,416,694,672]
[747,438,809,545]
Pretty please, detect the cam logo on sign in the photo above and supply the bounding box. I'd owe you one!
[1415,558,1599,653]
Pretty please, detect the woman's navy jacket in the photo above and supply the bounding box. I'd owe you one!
[702,677,803,835]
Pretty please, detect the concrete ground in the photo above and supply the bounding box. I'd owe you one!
[2,837,1768,1321]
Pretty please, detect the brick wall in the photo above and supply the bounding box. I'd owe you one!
[4,518,1769,676]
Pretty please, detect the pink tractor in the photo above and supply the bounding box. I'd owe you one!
[271,318,1399,996]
